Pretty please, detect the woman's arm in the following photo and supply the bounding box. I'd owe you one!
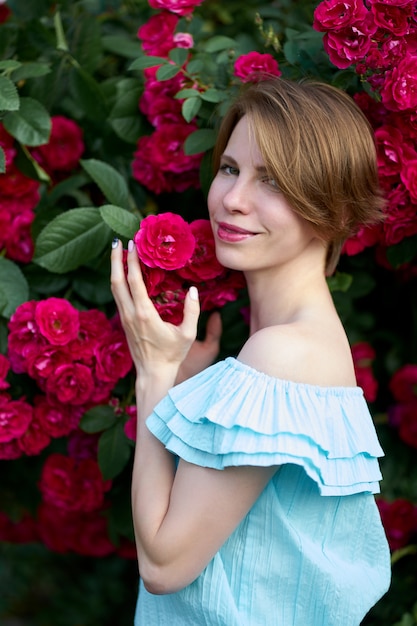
[111,240,274,594]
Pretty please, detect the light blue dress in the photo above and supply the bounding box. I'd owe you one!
[135,357,391,625]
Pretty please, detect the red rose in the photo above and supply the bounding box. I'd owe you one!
[177,219,225,281]
[389,364,417,403]
[34,395,81,438]
[199,271,246,312]
[0,438,22,460]
[35,298,80,346]
[68,510,115,557]
[17,418,51,456]
[0,396,33,443]
[313,0,369,31]
[342,224,382,256]
[134,212,196,270]
[234,52,281,83]
[137,12,178,56]
[375,125,404,180]
[27,345,70,384]
[0,164,40,197]
[0,354,10,390]
[124,406,137,442]
[68,309,112,363]
[37,503,78,553]
[76,458,111,513]
[148,0,204,16]
[394,402,417,448]
[94,330,133,383]
[140,69,184,127]
[377,497,417,551]
[401,160,417,202]
[322,15,377,69]
[46,362,95,405]
[369,0,414,36]
[352,342,378,402]
[32,116,84,173]
[381,53,417,111]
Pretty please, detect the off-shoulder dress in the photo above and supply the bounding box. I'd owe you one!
[134,357,391,626]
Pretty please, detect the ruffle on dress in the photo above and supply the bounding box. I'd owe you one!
[146,357,384,496]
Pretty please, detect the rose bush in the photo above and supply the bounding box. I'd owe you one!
[0,0,416,624]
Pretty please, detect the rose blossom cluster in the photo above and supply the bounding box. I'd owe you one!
[351,341,378,402]
[31,115,85,182]
[377,497,417,552]
[133,10,202,194]
[314,0,417,260]
[388,363,417,449]
[0,297,132,460]
[233,51,282,83]
[132,212,246,325]
[0,124,40,263]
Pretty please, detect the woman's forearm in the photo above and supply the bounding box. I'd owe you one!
[131,368,179,568]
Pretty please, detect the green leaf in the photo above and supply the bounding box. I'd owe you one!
[182,96,202,123]
[0,76,20,112]
[175,88,200,100]
[81,159,130,209]
[128,56,167,71]
[102,35,144,59]
[184,128,216,155]
[200,88,226,103]
[387,235,417,268]
[186,59,204,75]
[98,422,132,480]
[109,85,142,144]
[73,270,113,305]
[99,204,140,239]
[33,207,112,273]
[327,272,353,293]
[0,258,29,319]
[3,97,51,146]
[80,405,118,434]
[11,62,51,82]
[69,66,108,123]
[47,173,90,205]
[203,36,237,53]
[169,47,188,66]
[0,147,5,174]
[156,63,181,81]
[0,60,22,72]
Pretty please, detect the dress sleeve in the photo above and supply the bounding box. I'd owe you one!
[146,357,384,496]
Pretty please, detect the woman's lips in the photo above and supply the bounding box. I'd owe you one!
[217,222,256,242]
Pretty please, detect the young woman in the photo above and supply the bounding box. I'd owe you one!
[111,77,391,625]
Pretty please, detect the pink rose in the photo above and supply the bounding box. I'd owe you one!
[234,52,281,83]
[140,69,184,127]
[0,396,33,443]
[0,354,10,390]
[322,15,377,69]
[389,364,417,403]
[32,116,84,173]
[134,212,196,270]
[35,298,80,346]
[381,53,417,111]
[148,0,204,16]
[375,125,404,180]
[391,402,417,449]
[313,0,369,31]
[137,12,178,56]
[401,160,417,202]
[342,224,382,255]
[68,309,112,363]
[0,164,40,197]
[377,498,417,551]
[132,124,202,194]
[94,330,133,382]
[27,345,70,384]
[46,362,95,405]
[199,271,246,312]
[173,32,194,48]
[383,186,417,246]
[351,342,378,402]
[34,395,81,438]
[0,438,21,460]
[17,418,51,456]
[68,511,115,556]
[177,219,225,281]
[369,0,414,36]
[152,274,187,324]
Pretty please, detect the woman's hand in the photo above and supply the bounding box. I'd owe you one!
[175,311,222,384]
[110,239,200,378]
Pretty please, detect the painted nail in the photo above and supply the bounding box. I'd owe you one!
[189,286,198,301]
[128,240,134,252]
[112,237,119,249]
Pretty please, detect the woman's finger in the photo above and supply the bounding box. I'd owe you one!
[180,286,200,342]
[110,238,133,313]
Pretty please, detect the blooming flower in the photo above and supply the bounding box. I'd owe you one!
[148,0,204,17]
[234,52,281,83]
[134,212,196,270]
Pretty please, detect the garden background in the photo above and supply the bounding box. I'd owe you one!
[0,0,417,624]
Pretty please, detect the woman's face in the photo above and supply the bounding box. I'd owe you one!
[207,116,319,277]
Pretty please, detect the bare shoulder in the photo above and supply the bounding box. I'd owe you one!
[237,321,357,387]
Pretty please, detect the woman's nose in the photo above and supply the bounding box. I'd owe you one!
[223,177,251,214]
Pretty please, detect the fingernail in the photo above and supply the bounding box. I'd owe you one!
[189,286,198,301]
[112,237,119,249]
[128,240,134,252]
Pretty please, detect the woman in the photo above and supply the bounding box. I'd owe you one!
[111,77,391,625]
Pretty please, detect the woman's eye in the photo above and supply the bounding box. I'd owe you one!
[219,164,239,176]
[262,176,280,190]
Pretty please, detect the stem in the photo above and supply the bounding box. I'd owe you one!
[53,8,69,52]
